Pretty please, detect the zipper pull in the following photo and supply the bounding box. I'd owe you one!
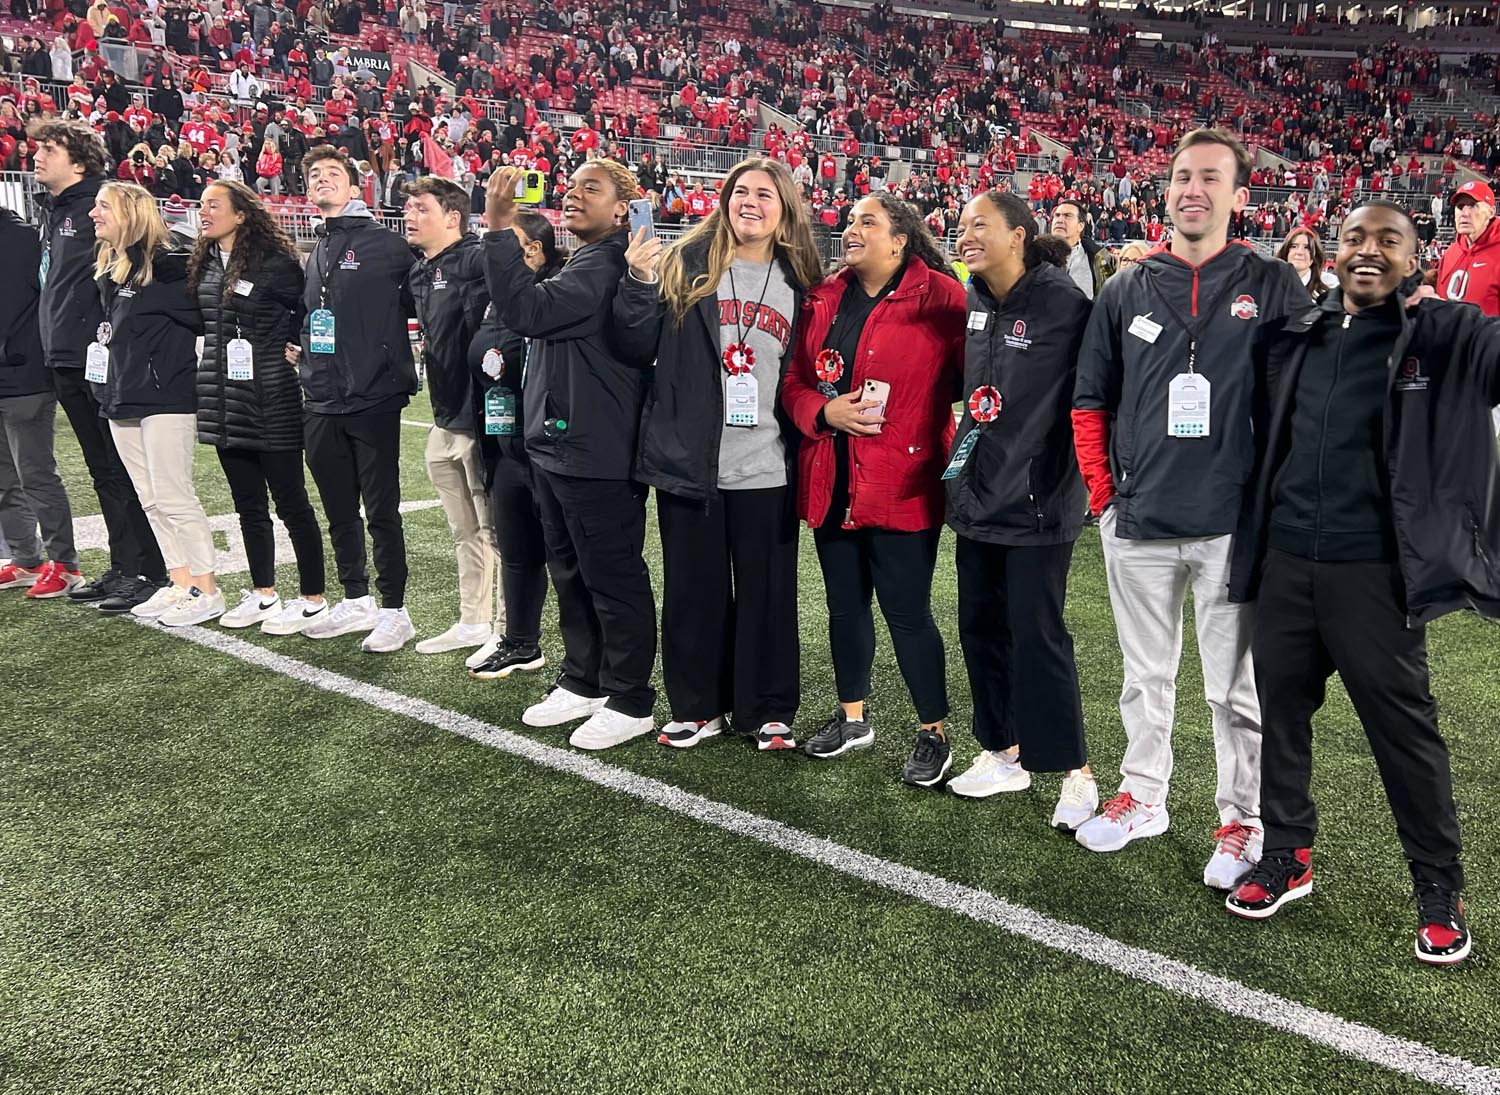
[1342,314,1351,329]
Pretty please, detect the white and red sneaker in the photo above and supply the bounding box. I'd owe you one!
[658,716,725,749]
[0,562,43,590]
[1074,791,1169,852]
[25,561,85,599]
[1203,821,1264,890]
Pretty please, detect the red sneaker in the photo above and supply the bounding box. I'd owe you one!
[0,562,43,590]
[25,561,86,599]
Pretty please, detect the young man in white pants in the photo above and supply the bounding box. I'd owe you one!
[1072,128,1307,889]
[403,177,502,656]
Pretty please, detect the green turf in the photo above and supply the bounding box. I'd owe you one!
[4,401,1499,1092]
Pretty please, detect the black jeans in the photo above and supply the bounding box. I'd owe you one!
[1254,549,1464,890]
[52,367,165,580]
[956,536,1086,771]
[812,523,948,725]
[488,438,547,646]
[216,445,325,596]
[532,469,656,718]
[303,410,407,608]
[658,486,800,731]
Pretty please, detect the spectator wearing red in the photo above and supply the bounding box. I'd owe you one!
[1437,180,1500,316]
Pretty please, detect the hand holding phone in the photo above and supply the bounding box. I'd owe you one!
[823,389,885,435]
[859,379,890,433]
[627,198,655,239]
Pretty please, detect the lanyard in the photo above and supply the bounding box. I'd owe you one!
[723,259,775,375]
[1142,265,1245,374]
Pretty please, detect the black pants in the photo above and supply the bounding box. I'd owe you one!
[1255,550,1463,890]
[658,486,800,731]
[52,367,165,581]
[488,440,547,646]
[956,536,1086,772]
[812,523,948,725]
[532,469,656,718]
[216,445,326,596]
[303,410,407,608]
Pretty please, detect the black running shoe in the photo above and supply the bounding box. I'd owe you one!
[803,711,874,759]
[97,576,166,616]
[901,729,952,788]
[68,568,124,603]
[1225,848,1313,920]
[467,640,546,680]
[1414,880,1471,965]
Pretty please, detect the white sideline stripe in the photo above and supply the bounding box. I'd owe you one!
[145,621,1497,1095]
[401,419,433,429]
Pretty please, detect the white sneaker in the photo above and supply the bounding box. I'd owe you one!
[1075,792,1170,853]
[158,587,227,628]
[1051,770,1100,831]
[464,633,503,669]
[416,621,493,655]
[522,685,606,728]
[948,750,1031,798]
[219,589,282,629]
[1203,821,1264,890]
[131,584,189,619]
[570,707,654,750]
[303,595,378,639]
[260,597,328,636]
[362,607,416,653]
[657,716,725,749]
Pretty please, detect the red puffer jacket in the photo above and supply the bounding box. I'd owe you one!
[782,259,966,531]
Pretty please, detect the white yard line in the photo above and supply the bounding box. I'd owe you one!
[138,620,1500,1095]
[400,419,433,429]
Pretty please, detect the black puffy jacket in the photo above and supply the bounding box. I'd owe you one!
[299,206,418,415]
[615,237,805,504]
[946,263,1090,546]
[95,247,203,420]
[0,208,49,399]
[411,233,489,430]
[37,175,106,370]
[196,244,307,451]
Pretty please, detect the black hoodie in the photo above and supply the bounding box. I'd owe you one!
[37,174,107,370]
[0,208,49,399]
[410,233,489,431]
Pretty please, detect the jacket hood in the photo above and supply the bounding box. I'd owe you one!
[417,232,480,269]
[317,199,377,230]
[968,259,1074,310]
[37,173,105,212]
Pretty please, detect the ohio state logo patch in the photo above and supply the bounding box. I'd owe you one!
[1229,295,1258,320]
[1012,320,1026,337]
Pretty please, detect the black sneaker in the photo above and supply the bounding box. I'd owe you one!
[97,576,166,616]
[1225,848,1314,920]
[1414,880,1472,965]
[467,640,546,680]
[901,729,952,788]
[754,721,797,752]
[803,711,874,759]
[68,568,124,603]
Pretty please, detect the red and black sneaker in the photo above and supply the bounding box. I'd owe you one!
[1414,881,1471,966]
[1225,848,1313,920]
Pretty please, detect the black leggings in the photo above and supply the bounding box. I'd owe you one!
[488,440,548,645]
[216,445,325,595]
[812,523,948,725]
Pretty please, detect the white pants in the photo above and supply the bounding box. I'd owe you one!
[1099,507,1261,826]
[109,414,216,577]
[425,425,501,628]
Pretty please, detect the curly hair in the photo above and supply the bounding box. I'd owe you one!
[28,118,107,177]
[187,178,300,298]
[854,191,959,281]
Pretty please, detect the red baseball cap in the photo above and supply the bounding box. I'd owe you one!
[1452,180,1495,206]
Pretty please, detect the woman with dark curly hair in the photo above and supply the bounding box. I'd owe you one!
[187,179,326,634]
[780,190,967,785]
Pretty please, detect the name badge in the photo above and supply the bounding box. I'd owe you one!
[309,308,336,354]
[966,310,989,332]
[234,279,255,297]
[725,372,758,428]
[226,337,254,381]
[1129,314,1163,343]
[1167,372,1212,438]
[484,388,516,435]
[941,428,979,480]
[85,342,109,384]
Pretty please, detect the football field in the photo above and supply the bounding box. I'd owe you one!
[4,401,1499,1095]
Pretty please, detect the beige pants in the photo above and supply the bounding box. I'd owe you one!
[1098,506,1261,827]
[425,425,501,627]
[109,413,217,576]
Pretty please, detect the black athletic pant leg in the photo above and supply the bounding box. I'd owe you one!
[723,487,801,731]
[657,487,734,723]
[345,410,407,609]
[489,442,547,646]
[303,412,370,600]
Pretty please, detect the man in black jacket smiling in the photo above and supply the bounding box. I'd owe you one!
[293,144,419,653]
[1225,200,1500,967]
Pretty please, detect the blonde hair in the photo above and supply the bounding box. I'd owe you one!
[658,157,823,322]
[93,182,171,286]
[1117,241,1150,264]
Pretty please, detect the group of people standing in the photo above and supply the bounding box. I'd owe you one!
[0,119,1495,967]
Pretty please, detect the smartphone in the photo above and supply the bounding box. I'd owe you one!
[627,198,655,239]
[514,170,546,205]
[860,378,890,431]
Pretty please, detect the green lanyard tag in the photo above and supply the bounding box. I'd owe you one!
[485,388,516,436]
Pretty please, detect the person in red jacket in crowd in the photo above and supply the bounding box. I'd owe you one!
[781,191,966,787]
[1437,180,1500,316]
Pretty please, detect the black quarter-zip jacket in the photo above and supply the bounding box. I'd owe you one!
[410,233,490,431]
[95,247,203,420]
[946,262,1091,546]
[37,175,107,370]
